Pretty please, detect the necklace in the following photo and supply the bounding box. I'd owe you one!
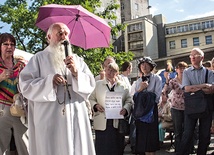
[56,67,72,115]
[56,84,67,115]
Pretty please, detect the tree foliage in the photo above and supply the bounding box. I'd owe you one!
[0,0,134,75]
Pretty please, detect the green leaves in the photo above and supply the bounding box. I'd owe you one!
[0,0,134,75]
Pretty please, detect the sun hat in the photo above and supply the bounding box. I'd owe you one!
[138,57,157,70]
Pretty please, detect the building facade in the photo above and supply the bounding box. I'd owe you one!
[100,0,214,80]
[155,15,214,69]
[124,15,159,79]
[100,0,150,52]
[120,0,150,22]
[124,14,214,79]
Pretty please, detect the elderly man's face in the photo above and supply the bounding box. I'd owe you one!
[49,24,70,45]
[189,50,203,66]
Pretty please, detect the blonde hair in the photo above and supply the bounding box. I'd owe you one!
[108,62,119,73]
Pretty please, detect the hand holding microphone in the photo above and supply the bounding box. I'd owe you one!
[62,40,69,57]
[64,56,78,77]
[62,40,78,77]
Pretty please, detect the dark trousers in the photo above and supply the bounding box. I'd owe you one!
[95,120,125,155]
[129,114,136,148]
[176,111,212,155]
[171,108,184,152]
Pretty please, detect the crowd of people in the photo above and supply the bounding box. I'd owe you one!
[0,22,214,155]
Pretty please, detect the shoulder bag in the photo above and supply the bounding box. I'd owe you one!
[184,69,209,118]
[10,63,28,117]
[10,84,28,117]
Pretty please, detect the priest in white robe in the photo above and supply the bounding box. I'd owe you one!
[19,23,96,155]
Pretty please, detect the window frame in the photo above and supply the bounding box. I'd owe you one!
[169,41,176,49]
[181,39,187,48]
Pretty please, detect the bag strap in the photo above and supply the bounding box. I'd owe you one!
[16,63,24,93]
[17,83,21,93]
[205,68,208,83]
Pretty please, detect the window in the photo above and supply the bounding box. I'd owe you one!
[121,3,124,10]
[128,23,143,32]
[130,25,136,32]
[135,3,139,10]
[169,41,175,49]
[121,17,125,23]
[181,39,187,48]
[137,23,142,31]
[193,37,200,46]
[202,20,214,29]
[177,25,188,33]
[128,33,143,41]
[129,41,143,49]
[189,23,201,31]
[205,35,212,44]
[193,23,201,30]
[166,27,176,34]
[182,25,188,32]
[177,26,181,33]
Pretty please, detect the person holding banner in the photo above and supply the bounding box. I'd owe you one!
[89,62,132,155]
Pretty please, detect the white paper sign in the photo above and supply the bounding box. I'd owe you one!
[105,92,124,119]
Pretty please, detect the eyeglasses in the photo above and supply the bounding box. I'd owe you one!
[189,54,202,58]
[2,43,15,47]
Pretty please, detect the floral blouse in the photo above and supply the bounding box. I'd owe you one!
[163,78,185,110]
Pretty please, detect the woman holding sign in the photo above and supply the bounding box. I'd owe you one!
[89,62,132,155]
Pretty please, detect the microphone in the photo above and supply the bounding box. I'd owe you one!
[62,40,69,57]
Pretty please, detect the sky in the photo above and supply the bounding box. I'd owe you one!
[1,0,214,32]
[149,0,214,23]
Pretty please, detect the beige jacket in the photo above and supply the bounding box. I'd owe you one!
[89,79,132,131]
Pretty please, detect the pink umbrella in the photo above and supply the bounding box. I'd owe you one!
[35,4,111,50]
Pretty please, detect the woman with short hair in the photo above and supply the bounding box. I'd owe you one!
[89,62,132,155]
[163,61,188,152]
[0,33,28,155]
[134,57,162,155]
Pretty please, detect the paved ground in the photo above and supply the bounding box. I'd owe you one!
[123,135,214,155]
[92,128,214,155]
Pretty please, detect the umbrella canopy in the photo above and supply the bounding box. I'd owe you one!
[35,4,111,50]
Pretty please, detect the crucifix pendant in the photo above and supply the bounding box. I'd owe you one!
[62,107,66,115]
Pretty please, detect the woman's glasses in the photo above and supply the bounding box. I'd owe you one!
[2,43,15,47]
